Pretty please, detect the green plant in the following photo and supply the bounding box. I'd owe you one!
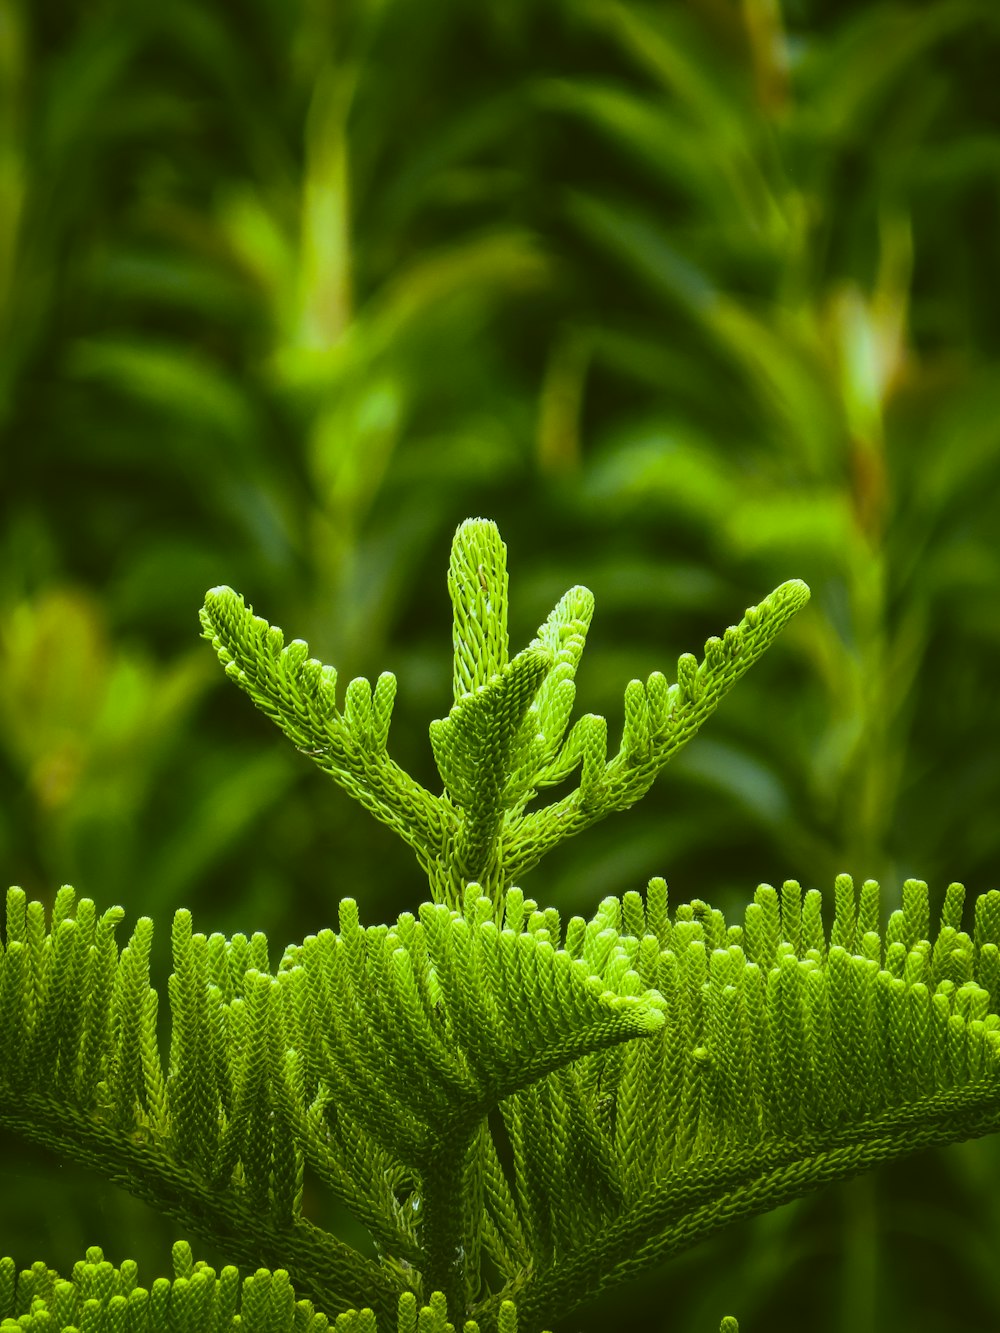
[3,517,1000,1333]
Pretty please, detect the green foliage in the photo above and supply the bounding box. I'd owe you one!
[0,1243,743,1333]
[3,0,1000,1327]
[0,1242,566,1333]
[4,519,1000,1333]
[0,1243,332,1333]
[199,519,808,908]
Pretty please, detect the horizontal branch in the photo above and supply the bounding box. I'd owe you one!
[493,1084,1000,1332]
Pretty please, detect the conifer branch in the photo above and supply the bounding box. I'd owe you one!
[503,576,811,880]
[504,1092,1000,1332]
[0,1094,396,1322]
[0,876,667,1330]
[0,887,400,1322]
[200,520,808,912]
[13,517,1000,1333]
[472,875,1000,1330]
[0,1242,570,1333]
[199,588,447,861]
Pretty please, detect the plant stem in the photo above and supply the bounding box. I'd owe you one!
[417,1128,480,1322]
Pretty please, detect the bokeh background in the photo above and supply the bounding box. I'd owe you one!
[2,0,1000,1328]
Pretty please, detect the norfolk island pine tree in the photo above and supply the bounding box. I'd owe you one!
[3,518,1000,1332]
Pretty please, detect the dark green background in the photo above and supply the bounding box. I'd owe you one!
[2,0,1000,1328]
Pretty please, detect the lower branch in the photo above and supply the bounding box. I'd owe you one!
[484,1088,1000,1332]
[0,1092,402,1326]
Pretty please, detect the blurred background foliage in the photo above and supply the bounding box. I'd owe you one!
[2,0,1000,1328]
